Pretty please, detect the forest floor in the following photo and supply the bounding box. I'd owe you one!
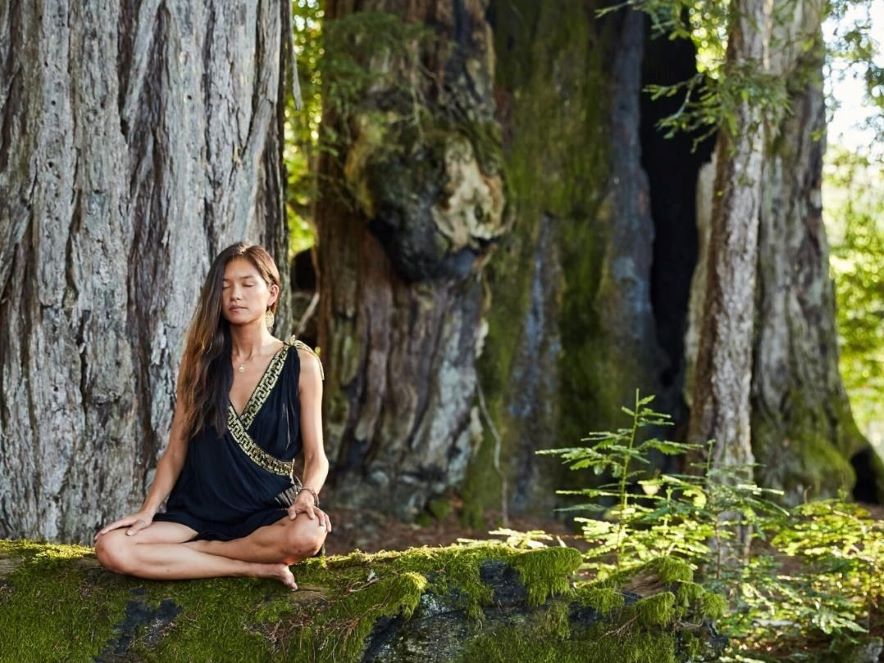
[323,505,584,556]
[324,503,884,556]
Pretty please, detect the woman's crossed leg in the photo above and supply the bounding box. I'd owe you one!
[94,520,301,589]
[185,512,328,566]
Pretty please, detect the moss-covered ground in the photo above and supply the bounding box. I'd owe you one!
[0,540,723,662]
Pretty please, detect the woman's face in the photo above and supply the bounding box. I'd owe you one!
[221,258,278,326]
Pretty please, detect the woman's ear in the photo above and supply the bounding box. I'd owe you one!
[269,283,280,308]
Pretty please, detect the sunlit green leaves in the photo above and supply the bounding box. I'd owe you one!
[285,1,325,256]
[539,388,884,656]
[823,145,884,439]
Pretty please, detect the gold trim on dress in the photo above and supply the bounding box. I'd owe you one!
[225,335,320,483]
[227,406,296,480]
[293,339,325,380]
[236,337,294,429]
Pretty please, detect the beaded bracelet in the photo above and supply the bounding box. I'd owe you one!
[297,486,320,507]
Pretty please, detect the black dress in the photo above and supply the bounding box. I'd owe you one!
[153,335,323,541]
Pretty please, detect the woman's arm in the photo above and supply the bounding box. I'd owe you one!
[140,404,190,514]
[288,348,331,531]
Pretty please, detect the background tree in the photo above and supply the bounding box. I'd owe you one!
[686,0,769,471]
[313,1,506,517]
[682,0,884,501]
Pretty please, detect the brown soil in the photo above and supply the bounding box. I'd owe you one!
[322,506,587,556]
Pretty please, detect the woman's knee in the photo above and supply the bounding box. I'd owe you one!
[283,520,326,560]
[94,532,136,574]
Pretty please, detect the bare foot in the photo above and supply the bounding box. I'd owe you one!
[262,562,297,590]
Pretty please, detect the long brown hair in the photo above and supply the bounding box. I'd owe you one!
[175,242,282,440]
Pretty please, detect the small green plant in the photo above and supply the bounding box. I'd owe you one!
[538,389,884,659]
[537,390,702,574]
[458,528,565,550]
[538,390,784,581]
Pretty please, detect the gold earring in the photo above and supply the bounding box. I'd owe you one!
[265,309,275,329]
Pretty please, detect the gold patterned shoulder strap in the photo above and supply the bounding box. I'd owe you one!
[287,336,325,380]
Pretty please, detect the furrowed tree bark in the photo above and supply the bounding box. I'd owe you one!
[315,0,506,517]
[0,0,294,543]
[687,0,770,471]
[686,0,884,501]
[750,1,884,502]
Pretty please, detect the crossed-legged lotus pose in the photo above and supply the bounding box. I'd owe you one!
[95,242,331,590]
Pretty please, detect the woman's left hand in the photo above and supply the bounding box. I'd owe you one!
[287,492,332,532]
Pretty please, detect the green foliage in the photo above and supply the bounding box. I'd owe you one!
[538,390,784,581]
[708,498,884,656]
[823,146,884,439]
[826,0,884,153]
[285,1,325,256]
[538,390,884,660]
[597,0,793,151]
[596,0,884,156]
[644,64,790,150]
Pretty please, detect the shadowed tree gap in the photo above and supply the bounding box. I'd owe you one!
[639,13,715,446]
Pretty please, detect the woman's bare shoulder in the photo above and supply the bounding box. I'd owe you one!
[288,336,324,381]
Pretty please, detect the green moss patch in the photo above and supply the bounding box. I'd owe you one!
[0,541,721,662]
[509,546,583,606]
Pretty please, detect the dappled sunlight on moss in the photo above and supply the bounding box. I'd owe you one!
[578,586,627,615]
[509,546,583,606]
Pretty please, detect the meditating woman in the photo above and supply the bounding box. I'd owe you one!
[95,242,331,590]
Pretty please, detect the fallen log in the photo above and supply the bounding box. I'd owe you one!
[0,540,726,662]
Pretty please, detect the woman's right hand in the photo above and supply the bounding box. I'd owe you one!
[94,508,156,541]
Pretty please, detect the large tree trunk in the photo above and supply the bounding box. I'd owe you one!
[0,0,294,543]
[750,2,884,502]
[313,0,667,523]
[687,0,769,470]
[686,0,884,501]
[460,2,663,523]
[315,0,507,517]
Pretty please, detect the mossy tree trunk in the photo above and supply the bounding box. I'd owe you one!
[749,3,884,502]
[0,540,727,662]
[685,0,883,502]
[460,3,665,523]
[0,0,295,542]
[315,0,507,517]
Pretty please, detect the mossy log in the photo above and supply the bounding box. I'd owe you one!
[0,541,725,662]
